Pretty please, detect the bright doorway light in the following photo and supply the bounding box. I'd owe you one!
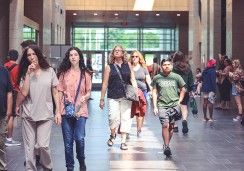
[133,0,154,11]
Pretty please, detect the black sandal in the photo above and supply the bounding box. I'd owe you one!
[107,134,116,147]
[120,143,128,150]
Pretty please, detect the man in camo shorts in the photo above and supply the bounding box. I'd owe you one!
[151,58,186,157]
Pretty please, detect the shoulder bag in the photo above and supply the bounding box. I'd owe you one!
[114,64,139,102]
[64,72,82,118]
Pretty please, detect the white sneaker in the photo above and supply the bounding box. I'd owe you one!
[233,116,241,122]
[5,140,21,147]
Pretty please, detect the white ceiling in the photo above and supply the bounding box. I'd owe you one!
[64,0,189,11]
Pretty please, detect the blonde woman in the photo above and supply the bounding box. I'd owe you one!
[129,50,152,137]
[99,45,137,150]
[229,59,244,122]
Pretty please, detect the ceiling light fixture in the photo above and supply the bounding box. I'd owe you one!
[135,13,139,16]
[177,13,181,16]
[114,13,119,16]
[133,0,154,11]
[94,13,98,16]
[156,13,160,16]
[73,13,77,16]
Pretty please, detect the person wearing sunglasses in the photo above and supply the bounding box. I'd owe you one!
[129,50,152,137]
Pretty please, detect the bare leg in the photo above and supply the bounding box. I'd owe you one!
[169,123,174,142]
[136,116,144,132]
[6,116,14,138]
[121,133,126,143]
[181,104,188,121]
[203,98,208,120]
[208,102,214,120]
[162,123,170,146]
[111,128,116,137]
[234,96,242,115]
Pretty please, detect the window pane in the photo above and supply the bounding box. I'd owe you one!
[23,26,37,42]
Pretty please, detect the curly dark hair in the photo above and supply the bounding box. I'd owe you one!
[57,47,86,78]
[17,45,50,84]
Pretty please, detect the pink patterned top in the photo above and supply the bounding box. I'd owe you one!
[57,69,92,117]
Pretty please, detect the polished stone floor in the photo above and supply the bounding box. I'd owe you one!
[6,92,244,171]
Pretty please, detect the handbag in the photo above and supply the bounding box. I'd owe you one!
[64,72,82,118]
[114,64,139,101]
[189,96,198,116]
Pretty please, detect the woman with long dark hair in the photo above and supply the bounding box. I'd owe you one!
[57,47,92,171]
[16,45,61,171]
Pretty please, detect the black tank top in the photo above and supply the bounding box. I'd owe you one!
[107,63,131,99]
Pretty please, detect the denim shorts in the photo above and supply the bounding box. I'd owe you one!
[232,83,240,96]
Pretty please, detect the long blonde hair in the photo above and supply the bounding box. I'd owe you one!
[129,50,147,68]
[108,45,128,64]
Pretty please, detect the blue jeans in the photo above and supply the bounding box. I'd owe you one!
[61,116,87,170]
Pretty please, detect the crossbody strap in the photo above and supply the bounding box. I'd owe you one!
[113,64,125,83]
[64,72,82,104]
[6,63,17,72]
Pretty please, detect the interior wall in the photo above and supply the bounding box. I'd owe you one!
[0,0,9,63]
[24,0,43,46]
[232,0,244,65]
[179,24,189,55]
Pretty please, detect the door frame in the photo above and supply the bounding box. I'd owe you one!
[83,51,105,90]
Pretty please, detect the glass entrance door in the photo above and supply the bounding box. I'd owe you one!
[83,51,105,89]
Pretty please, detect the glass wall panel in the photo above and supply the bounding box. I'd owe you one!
[72,27,178,53]
[107,28,138,50]
[73,28,105,50]
[23,26,37,42]
[142,28,176,51]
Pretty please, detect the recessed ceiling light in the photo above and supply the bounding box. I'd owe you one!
[135,13,139,16]
[177,13,181,16]
[94,13,98,16]
[156,13,160,16]
[73,13,77,16]
[114,13,119,16]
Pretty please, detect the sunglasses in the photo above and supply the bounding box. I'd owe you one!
[131,56,139,58]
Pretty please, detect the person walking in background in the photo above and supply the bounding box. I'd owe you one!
[194,68,202,96]
[202,59,217,122]
[172,51,194,134]
[57,47,92,171]
[0,64,13,171]
[229,59,244,123]
[216,58,233,110]
[20,40,37,51]
[149,56,160,79]
[4,49,21,147]
[16,45,61,171]
[129,50,152,137]
[151,58,186,157]
[99,45,137,150]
